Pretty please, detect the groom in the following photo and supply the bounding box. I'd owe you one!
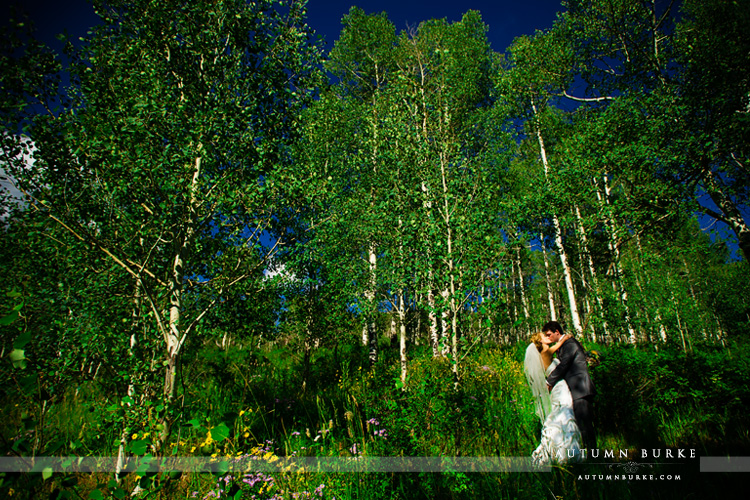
[544,321,597,451]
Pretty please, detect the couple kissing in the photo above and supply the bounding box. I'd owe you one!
[524,321,597,465]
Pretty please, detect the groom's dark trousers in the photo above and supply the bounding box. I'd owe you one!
[573,396,596,451]
[547,338,597,450]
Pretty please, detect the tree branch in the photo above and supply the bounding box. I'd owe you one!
[560,90,615,103]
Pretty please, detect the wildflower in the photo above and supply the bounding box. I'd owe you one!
[291,431,301,437]
[315,484,325,497]
[366,418,379,426]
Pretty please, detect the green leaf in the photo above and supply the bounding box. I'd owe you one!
[10,349,27,370]
[210,423,230,442]
[42,467,53,480]
[0,310,19,325]
[129,440,149,455]
[14,331,32,350]
[89,490,104,500]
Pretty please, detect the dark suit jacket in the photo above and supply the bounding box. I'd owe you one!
[546,338,596,400]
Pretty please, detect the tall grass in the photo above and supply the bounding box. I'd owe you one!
[1,339,748,498]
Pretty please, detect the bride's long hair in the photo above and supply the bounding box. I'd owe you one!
[530,332,545,352]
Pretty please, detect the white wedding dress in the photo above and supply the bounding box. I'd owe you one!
[524,344,582,465]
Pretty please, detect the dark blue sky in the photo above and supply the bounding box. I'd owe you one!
[6,0,564,55]
[305,0,563,53]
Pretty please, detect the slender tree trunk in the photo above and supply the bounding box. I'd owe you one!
[390,314,397,345]
[682,257,708,340]
[421,182,440,357]
[365,242,378,366]
[595,174,636,343]
[541,234,557,321]
[515,243,530,335]
[671,286,689,353]
[415,54,441,358]
[574,205,605,342]
[532,101,582,333]
[656,310,668,343]
[399,292,407,391]
[510,260,519,331]
[438,148,458,376]
[116,276,142,481]
[440,292,450,356]
[159,155,201,449]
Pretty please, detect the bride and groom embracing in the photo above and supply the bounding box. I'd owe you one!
[524,321,597,465]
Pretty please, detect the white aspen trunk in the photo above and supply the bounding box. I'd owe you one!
[671,285,689,353]
[541,234,557,321]
[515,244,530,334]
[421,182,440,357]
[574,205,604,343]
[365,243,378,365]
[532,101,582,334]
[438,148,454,360]
[713,313,726,348]
[390,314,397,344]
[165,258,181,402]
[553,197,581,334]
[440,292,450,357]
[428,275,440,356]
[116,277,142,482]
[510,260,519,329]
[595,175,637,343]
[632,233,660,343]
[681,257,708,340]
[364,80,382,366]
[657,310,668,343]
[604,176,636,343]
[160,155,201,451]
[399,292,407,391]
[415,55,440,357]
[438,118,459,383]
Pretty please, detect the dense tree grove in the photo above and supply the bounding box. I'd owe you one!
[0,0,748,497]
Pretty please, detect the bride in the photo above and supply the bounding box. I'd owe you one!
[524,332,582,465]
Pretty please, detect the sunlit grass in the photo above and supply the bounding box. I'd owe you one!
[2,341,747,498]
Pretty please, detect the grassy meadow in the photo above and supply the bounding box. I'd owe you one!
[2,337,748,499]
